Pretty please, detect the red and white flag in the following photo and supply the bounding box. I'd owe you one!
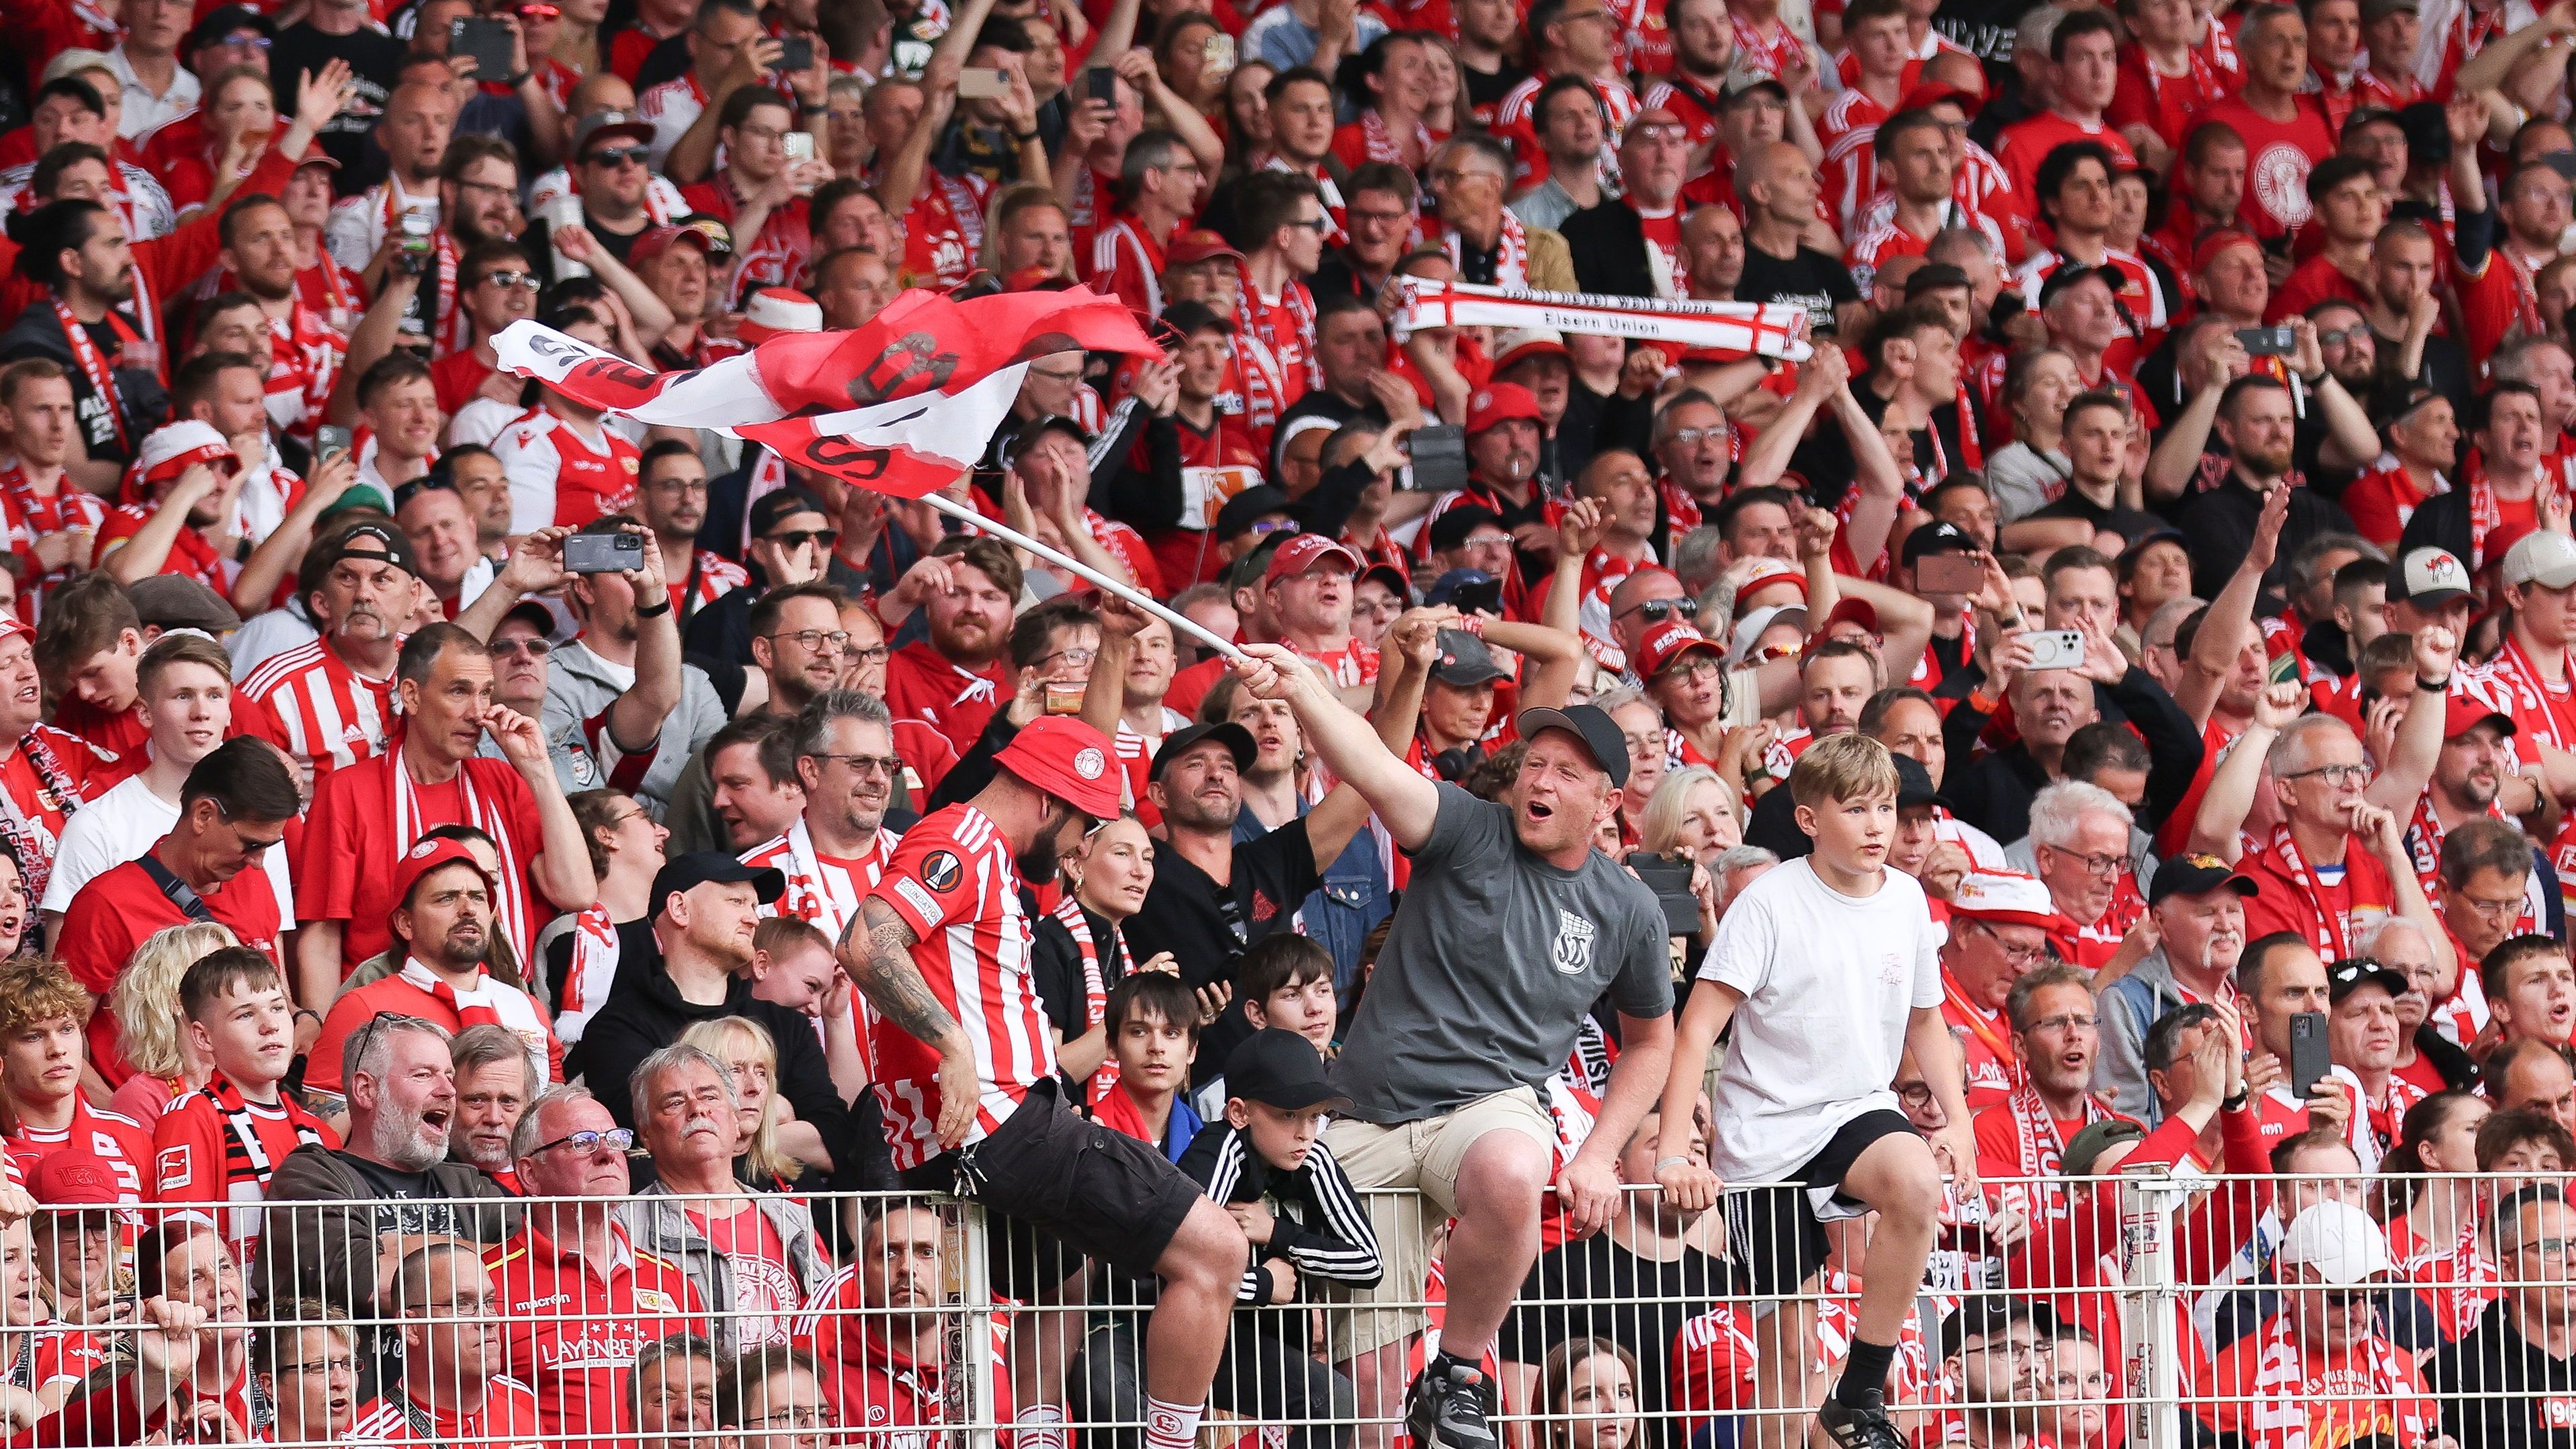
[1389,277,1815,361]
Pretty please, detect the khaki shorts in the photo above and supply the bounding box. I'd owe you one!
[1318,1086,1555,1362]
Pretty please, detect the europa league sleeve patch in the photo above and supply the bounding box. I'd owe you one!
[919,850,963,892]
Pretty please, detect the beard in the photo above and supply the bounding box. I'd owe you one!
[1017,805,1071,884]
[437,920,490,967]
[370,1100,447,1172]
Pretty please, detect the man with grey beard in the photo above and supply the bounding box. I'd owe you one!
[256,1014,520,1320]
[2094,855,2258,1122]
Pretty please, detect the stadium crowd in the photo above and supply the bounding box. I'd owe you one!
[0,0,2571,1443]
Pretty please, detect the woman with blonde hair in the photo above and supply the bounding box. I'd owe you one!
[677,1017,832,1192]
[108,921,241,1125]
[1539,1337,1641,1449]
[1638,764,1744,859]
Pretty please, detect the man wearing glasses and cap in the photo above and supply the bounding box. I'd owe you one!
[2200,1200,2436,1449]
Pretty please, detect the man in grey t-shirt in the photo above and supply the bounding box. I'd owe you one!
[1232,644,1674,1449]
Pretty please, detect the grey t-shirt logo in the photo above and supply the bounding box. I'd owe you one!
[1551,910,1597,975]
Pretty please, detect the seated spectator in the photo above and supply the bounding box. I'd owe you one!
[0,957,153,1199]
[28,1152,125,1331]
[1495,1102,1727,1449]
[800,1203,968,1441]
[2379,1091,2500,1345]
[1937,1297,2053,1449]
[1034,814,1162,1107]
[2435,1182,2576,1448]
[253,1016,518,1319]
[2096,856,2256,1121]
[149,947,339,1258]
[2483,934,2575,1049]
[2479,1108,2576,1181]
[348,1244,545,1445]
[1936,870,2060,1110]
[2198,1129,2370,1350]
[306,836,562,1101]
[135,1221,258,1437]
[615,1043,832,1356]
[52,738,296,1086]
[245,1300,358,1448]
[487,1084,707,1444]
[679,1016,833,1193]
[2041,1328,2113,1449]
[1973,964,2128,1223]
[545,787,671,1047]
[629,1333,725,1445]
[2485,1038,2576,1137]
[2371,918,2479,1095]
[1091,972,1207,1162]
[2020,781,2147,973]
[2200,1202,2438,1449]
[448,1022,537,1193]
[718,1343,845,1445]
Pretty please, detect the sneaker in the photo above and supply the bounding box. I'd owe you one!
[1404,1355,1498,1449]
[1816,1390,1907,1449]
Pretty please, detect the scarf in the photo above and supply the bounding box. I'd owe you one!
[202,1075,326,1190]
[1445,210,1530,288]
[1389,277,1815,361]
[765,816,892,940]
[1051,895,1123,1106]
[388,752,534,963]
[1360,109,1430,167]
[1942,969,2019,1079]
[2466,468,2569,570]
[1230,273,1317,433]
[55,300,135,453]
[2002,1081,2108,1180]
[556,902,621,1033]
[2264,823,2356,960]
[399,959,550,1076]
[1,729,82,905]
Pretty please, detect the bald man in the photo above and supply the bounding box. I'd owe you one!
[1735,141,1863,336]
[2492,1039,2576,1137]
[324,82,459,271]
[1564,108,1696,300]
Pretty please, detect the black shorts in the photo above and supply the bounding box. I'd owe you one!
[1723,1109,1918,1300]
[899,1080,1204,1299]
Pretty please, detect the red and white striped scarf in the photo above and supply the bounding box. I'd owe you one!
[554,902,621,1037]
[1051,895,1123,1106]
[1993,1082,2112,1222]
[1389,277,1815,362]
[398,959,550,1081]
[1360,109,1431,167]
[1445,210,1531,287]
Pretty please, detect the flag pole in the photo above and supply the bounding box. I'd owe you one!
[916,491,1248,664]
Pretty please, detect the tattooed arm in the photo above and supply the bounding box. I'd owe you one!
[844,897,985,1147]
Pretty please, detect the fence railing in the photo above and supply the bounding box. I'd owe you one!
[7,1168,2569,1447]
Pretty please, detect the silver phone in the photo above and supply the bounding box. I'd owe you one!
[2026,629,2087,671]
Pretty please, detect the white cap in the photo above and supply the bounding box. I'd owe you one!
[2505,529,2576,590]
[41,49,115,85]
[1950,870,2063,930]
[1728,556,1809,612]
[2278,1200,2393,1284]
[2391,545,2473,606]
[1728,603,1808,664]
[1491,327,1570,374]
[737,287,824,344]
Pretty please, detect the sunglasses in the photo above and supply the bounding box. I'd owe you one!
[585,145,650,168]
[768,527,839,550]
[1617,597,1700,623]
[476,269,542,292]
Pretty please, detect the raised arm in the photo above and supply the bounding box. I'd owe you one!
[2362,628,2457,812]
[2185,683,2303,859]
[844,897,981,1147]
[597,527,683,753]
[486,707,599,910]
[1234,642,1441,848]
[2178,484,2287,729]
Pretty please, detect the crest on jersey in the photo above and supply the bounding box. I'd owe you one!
[920,850,962,892]
[1074,747,1107,780]
[1551,909,1596,975]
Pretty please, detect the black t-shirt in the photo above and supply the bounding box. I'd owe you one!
[271,25,405,187]
[1031,904,1135,1041]
[1493,1231,1733,1449]
[2434,1306,2576,1449]
[1123,819,1324,1085]
[1463,62,1533,118]
[1735,243,1860,335]
[2026,488,2168,550]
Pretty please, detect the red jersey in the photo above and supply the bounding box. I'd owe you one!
[1972,1082,2133,1221]
[864,803,1059,1171]
[0,465,107,593]
[2197,1315,2436,1449]
[1993,113,2139,228]
[239,637,398,783]
[881,640,1012,756]
[151,1076,338,1258]
[1941,968,2020,1111]
[55,852,286,1085]
[92,502,228,591]
[4,1322,105,1397]
[2184,94,2339,238]
[2047,871,2147,971]
[347,1378,547,1446]
[2340,463,2440,549]
[2108,44,2233,154]
[679,175,814,300]
[492,405,642,531]
[428,347,497,416]
[673,547,750,617]
[1085,214,1170,317]
[797,1261,1014,1435]
[5,1097,153,1204]
[484,1222,710,1448]
[0,723,121,906]
[297,752,554,975]
[2237,828,2396,961]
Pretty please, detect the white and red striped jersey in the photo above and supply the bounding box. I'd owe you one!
[347,1378,546,1446]
[263,300,344,443]
[1819,125,1885,232]
[2014,247,2171,331]
[3,1098,153,1204]
[673,548,750,616]
[864,804,1057,1171]
[492,405,643,534]
[1818,87,1891,148]
[636,73,710,168]
[239,637,396,783]
[744,816,904,944]
[1495,73,1640,190]
[1846,205,2012,294]
[1086,214,1170,318]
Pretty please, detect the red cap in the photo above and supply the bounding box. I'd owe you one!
[994,716,1125,819]
[389,837,494,920]
[2192,228,2263,273]
[1465,382,1543,434]
[1166,228,1244,266]
[1822,597,1881,634]
[2444,692,2516,739]
[31,1151,122,1207]
[1264,531,1363,584]
[0,614,29,645]
[1637,618,1723,678]
[1899,81,1981,118]
[628,224,713,265]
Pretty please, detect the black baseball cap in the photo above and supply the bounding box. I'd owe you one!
[1424,568,1497,608]
[1427,504,1506,555]
[323,521,419,578]
[1224,1028,1348,1112]
[2037,262,2124,310]
[2147,852,2260,904]
[1515,703,1631,789]
[1215,485,1293,542]
[2327,959,2409,1003]
[750,488,830,537]
[651,851,787,917]
[1938,1295,2059,1363]
[1430,629,1510,687]
[1901,519,1975,568]
[187,5,273,52]
[497,599,556,641]
[1893,753,1950,811]
[1150,721,1255,783]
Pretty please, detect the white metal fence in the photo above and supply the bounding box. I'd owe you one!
[9,1168,2569,1446]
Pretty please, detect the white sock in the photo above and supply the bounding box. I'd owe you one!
[1015,1403,1068,1449]
[1145,1394,1205,1449]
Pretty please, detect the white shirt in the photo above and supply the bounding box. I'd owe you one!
[110,46,198,142]
[322,178,440,275]
[38,772,297,920]
[1698,857,1944,1184]
[226,599,320,680]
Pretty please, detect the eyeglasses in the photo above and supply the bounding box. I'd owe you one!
[1247,519,1301,536]
[2514,1236,2573,1261]
[2315,325,2370,348]
[1969,920,2048,967]
[533,1128,635,1155]
[213,802,286,857]
[1664,426,1726,447]
[212,32,271,49]
[843,642,892,665]
[2041,842,2125,878]
[1029,366,1086,384]
[1659,656,1727,683]
[815,753,900,777]
[2028,1012,2098,1034]
[2456,892,2524,920]
[1895,1081,1937,1108]
[345,1013,437,1079]
[476,269,542,292]
[1283,217,1328,232]
[1629,123,1688,142]
[1617,597,1699,622]
[768,527,839,550]
[1031,647,1097,669]
[277,1357,358,1378]
[488,638,553,658]
[586,145,650,168]
[2281,762,2372,787]
[748,1408,841,1430]
[1621,730,1663,756]
[2313,1286,2375,1309]
[769,629,853,653]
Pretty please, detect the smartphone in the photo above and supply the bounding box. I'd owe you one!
[1625,852,1701,936]
[2026,628,2087,671]
[2237,325,2297,356]
[314,425,351,468]
[563,531,644,574]
[1449,576,1504,617]
[1406,423,1467,492]
[1043,679,1086,715]
[1086,67,1116,103]
[451,16,517,79]
[783,130,815,163]
[777,34,814,71]
[1914,552,1984,594]
[2289,1011,2331,1102]
[957,66,1011,99]
[2548,150,2576,184]
[1203,32,1235,72]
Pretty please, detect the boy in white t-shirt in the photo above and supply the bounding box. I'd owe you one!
[1654,733,1977,1449]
